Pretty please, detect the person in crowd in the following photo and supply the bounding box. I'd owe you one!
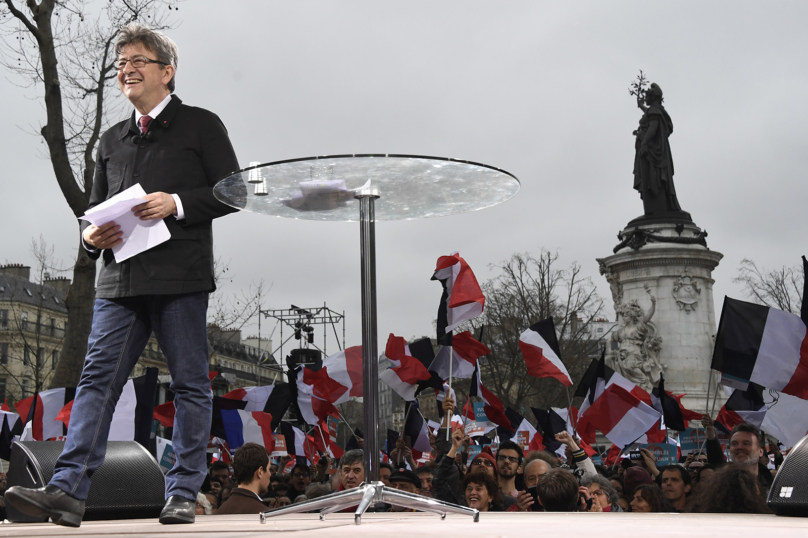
[220,486,233,504]
[580,473,623,512]
[623,465,654,499]
[269,460,279,475]
[659,465,691,511]
[196,493,213,515]
[687,464,770,514]
[463,471,512,512]
[535,468,599,512]
[691,463,719,494]
[210,461,232,490]
[415,465,434,498]
[204,493,219,513]
[208,478,223,500]
[515,457,552,511]
[609,476,624,497]
[702,414,773,494]
[304,483,332,501]
[269,474,284,492]
[387,469,422,512]
[630,484,673,513]
[215,443,270,515]
[287,463,312,500]
[523,458,552,488]
[389,437,418,471]
[434,428,516,509]
[555,431,597,475]
[312,454,332,484]
[293,495,307,504]
[379,462,394,487]
[338,450,365,491]
[495,440,523,497]
[274,481,291,499]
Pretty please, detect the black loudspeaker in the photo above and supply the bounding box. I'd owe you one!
[6,440,166,522]
[768,434,808,516]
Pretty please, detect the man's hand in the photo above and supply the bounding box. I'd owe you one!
[451,427,465,450]
[639,447,660,477]
[555,431,580,451]
[83,221,123,250]
[516,490,534,512]
[701,413,717,440]
[442,394,455,419]
[279,454,293,471]
[356,436,364,450]
[132,192,176,220]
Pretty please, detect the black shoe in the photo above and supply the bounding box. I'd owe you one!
[5,484,85,527]
[159,495,196,524]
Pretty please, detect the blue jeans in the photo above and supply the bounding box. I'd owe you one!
[50,293,212,502]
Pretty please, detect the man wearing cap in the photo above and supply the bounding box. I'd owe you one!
[388,469,422,512]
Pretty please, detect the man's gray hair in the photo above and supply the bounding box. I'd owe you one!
[579,473,619,506]
[339,449,364,469]
[115,22,178,92]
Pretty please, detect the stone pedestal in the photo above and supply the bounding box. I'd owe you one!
[597,219,723,414]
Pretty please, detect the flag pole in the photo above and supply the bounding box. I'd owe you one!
[399,403,416,466]
[704,369,713,416]
[446,344,453,441]
[337,409,361,442]
[709,381,720,417]
[316,424,330,456]
[564,385,578,438]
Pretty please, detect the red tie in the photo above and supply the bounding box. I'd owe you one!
[139,115,152,134]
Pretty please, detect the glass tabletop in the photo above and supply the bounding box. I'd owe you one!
[213,154,519,222]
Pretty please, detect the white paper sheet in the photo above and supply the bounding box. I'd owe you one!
[80,184,171,262]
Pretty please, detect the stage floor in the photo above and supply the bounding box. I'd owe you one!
[1,512,807,537]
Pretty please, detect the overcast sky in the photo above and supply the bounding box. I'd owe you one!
[2,1,806,360]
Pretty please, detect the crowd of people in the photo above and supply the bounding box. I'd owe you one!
[191,410,776,516]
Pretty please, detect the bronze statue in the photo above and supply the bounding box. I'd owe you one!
[632,81,683,217]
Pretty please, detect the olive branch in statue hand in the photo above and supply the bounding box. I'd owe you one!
[629,70,649,110]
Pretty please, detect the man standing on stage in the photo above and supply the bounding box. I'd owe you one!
[6,23,239,527]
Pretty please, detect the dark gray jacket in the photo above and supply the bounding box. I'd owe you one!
[81,95,239,298]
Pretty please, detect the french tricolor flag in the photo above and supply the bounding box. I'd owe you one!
[16,387,75,441]
[220,409,275,451]
[429,331,490,380]
[380,334,432,401]
[222,383,293,430]
[712,292,808,399]
[518,318,572,387]
[432,253,485,345]
[576,384,661,448]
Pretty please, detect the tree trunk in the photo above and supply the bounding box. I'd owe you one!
[49,242,96,389]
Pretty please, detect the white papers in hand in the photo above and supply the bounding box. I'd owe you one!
[80,184,171,263]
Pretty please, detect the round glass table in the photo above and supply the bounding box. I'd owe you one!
[214,154,519,524]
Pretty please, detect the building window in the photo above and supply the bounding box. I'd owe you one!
[52,350,59,370]
[0,379,5,404]
[597,328,603,333]
[0,343,7,365]
[50,318,56,336]
[22,378,29,398]
[24,348,30,366]
[0,310,8,330]
[37,348,45,369]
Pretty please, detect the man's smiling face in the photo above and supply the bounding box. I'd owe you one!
[117,42,173,112]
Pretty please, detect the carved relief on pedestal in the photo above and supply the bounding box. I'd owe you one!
[605,285,664,393]
[672,268,701,314]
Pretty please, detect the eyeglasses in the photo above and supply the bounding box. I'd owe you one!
[117,56,168,71]
[590,489,606,497]
[472,459,494,467]
[497,455,520,464]
[293,472,309,478]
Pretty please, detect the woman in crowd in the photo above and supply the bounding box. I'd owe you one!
[463,471,507,512]
[687,464,770,514]
[630,484,674,513]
